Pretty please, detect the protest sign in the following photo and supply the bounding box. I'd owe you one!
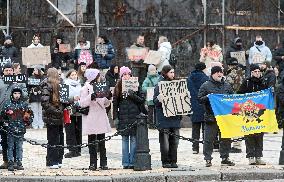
[95,44,108,55]
[28,78,41,85]
[126,47,149,61]
[3,75,27,84]
[22,46,51,66]
[93,82,110,98]
[0,56,11,69]
[158,79,192,117]
[59,84,69,103]
[59,44,71,53]
[230,51,246,65]
[77,49,93,67]
[122,77,139,94]
[252,52,265,64]
[144,50,162,65]
[146,87,155,101]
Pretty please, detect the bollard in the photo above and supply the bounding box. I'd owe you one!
[279,128,284,164]
[134,113,151,171]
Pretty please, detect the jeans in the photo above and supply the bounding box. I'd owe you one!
[30,102,44,129]
[159,128,179,164]
[65,115,82,153]
[203,122,231,161]
[122,135,136,167]
[0,125,16,162]
[245,133,264,158]
[7,134,23,162]
[88,134,107,167]
[192,122,204,152]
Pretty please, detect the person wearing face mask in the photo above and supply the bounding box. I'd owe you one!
[225,37,245,62]
[198,66,235,167]
[248,35,272,65]
[238,64,268,165]
[1,35,18,64]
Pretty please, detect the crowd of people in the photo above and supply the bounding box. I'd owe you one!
[0,32,283,172]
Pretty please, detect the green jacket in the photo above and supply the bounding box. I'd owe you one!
[142,74,160,105]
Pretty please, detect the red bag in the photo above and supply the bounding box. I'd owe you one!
[63,109,71,124]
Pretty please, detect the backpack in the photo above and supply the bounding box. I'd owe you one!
[169,53,177,68]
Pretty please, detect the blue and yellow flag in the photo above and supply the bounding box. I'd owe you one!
[208,88,278,138]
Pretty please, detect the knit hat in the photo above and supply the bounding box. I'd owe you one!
[120,66,131,78]
[4,35,12,41]
[227,57,238,65]
[84,69,100,82]
[211,66,223,75]
[3,62,13,70]
[195,62,206,71]
[148,64,157,72]
[250,64,260,72]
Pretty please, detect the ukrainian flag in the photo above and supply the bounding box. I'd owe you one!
[208,88,278,138]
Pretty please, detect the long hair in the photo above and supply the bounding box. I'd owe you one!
[47,68,60,106]
[161,65,174,80]
[114,79,123,99]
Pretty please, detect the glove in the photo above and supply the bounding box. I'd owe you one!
[157,94,164,102]
[114,118,119,128]
[91,93,96,101]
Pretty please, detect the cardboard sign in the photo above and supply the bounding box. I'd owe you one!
[22,46,51,66]
[3,75,27,84]
[252,52,265,64]
[126,47,149,61]
[93,82,110,98]
[28,78,41,85]
[59,44,71,53]
[146,87,155,101]
[122,77,139,94]
[158,79,192,117]
[77,49,93,67]
[0,56,11,69]
[95,44,108,55]
[230,51,246,65]
[59,84,69,103]
[144,50,162,65]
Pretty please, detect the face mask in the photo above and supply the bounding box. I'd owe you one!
[236,44,242,48]
[255,41,263,46]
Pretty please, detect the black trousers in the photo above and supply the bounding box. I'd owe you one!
[131,66,147,87]
[0,125,16,162]
[192,122,204,151]
[159,128,179,164]
[203,122,231,161]
[46,124,64,166]
[65,115,82,153]
[88,134,107,167]
[147,105,156,126]
[245,133,264,158]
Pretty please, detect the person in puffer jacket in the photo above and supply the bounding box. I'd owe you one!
[248,35,272,65]
[156,36,172,72]
[94,35,115,70]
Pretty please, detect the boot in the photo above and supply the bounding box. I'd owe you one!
[205,160,212,167]
[0,161,8,169]
[16,161,24,170]
[64,151,80,158]
[7,161,14,171]
[248,157,256,165]
[255,157,266,165]
[221,158,235,166]
[89,164,97,171]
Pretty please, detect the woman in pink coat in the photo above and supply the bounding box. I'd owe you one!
[80,68,111,170]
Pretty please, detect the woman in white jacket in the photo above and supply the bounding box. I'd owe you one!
[157,36,172,72]
[27,34,44,48]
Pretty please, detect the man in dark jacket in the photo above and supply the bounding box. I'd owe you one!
[274,40,284,81]
[0,35,18,65]
[238,64,268,165]
[187,62,208,154]
[225,37,245,62]
[260,61,276,88]
[198,66,235,167]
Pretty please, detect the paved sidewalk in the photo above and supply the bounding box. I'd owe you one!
[0,128,283,181]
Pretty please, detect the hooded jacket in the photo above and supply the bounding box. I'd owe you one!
[225,37,245,63]
[1,44,18,63]
[94,42,115,69]
[157,42,172,72]
[248,41,272,64]
[274,41,284,73]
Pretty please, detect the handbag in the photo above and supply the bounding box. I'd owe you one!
[77,106,90,115]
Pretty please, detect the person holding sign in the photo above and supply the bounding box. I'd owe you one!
[41,68,65,169]
[248,35,272,65]
[198,66,235,167]
[74,37,93,70]
[27,34,44,48]
[94,35,115,70]
[113,66,145,169]
[153,65,181,168]
[80,69,111,170]
[1,35,18,64]
[225,37,246,64]
[156,36,172,72]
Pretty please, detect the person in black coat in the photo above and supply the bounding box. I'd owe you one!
[198,66,235,167]
[105,65,119,87]
[187,62,208,154]
[238,64,268,165]
[260,61,276,88]
[274,40,284,81]
[0,35,18,64]
[153,65,181,168]
[113,66,145,169]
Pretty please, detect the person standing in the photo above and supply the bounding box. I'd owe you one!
[198,66,235,167]
[153,65,181,168]
[94,35,115,70]
[248,35,272,65]
[156,36,172,73]
[187,62,208,154]
[1,35,18,64]
[74,38,93,70]
[27,34,44,48]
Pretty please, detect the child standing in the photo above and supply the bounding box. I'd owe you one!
[1,86,33,171]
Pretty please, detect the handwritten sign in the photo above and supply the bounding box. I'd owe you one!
[230,51,246,65]
[22,46,51,66]
[252,52,265,64]
[158,79,192,117]
[28,78,41,85]
[78,50,93,67]
[126,47,149,61]
[3,75,27,84]
[144,50,162,65]
[59,44,71,53]
[146,87,155,101]
[59,84,69,103]
[93,82,110,98]
[95,44,108,55]
[0,56,11,69]
[122,77,139,94]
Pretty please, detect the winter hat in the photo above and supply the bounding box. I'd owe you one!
[11,86,22,95]
[148,64,157,72]
[84,69,100,82]
[4,35,12,41]
[195,62,206,71]
[227,57,238,65]
[120,66,131,78]
[3,62,13,70]
[261,61,271,68]
[250,64,260,72]
[211,66,223,75]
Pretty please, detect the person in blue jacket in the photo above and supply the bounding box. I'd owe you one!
[94,35,115,70]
